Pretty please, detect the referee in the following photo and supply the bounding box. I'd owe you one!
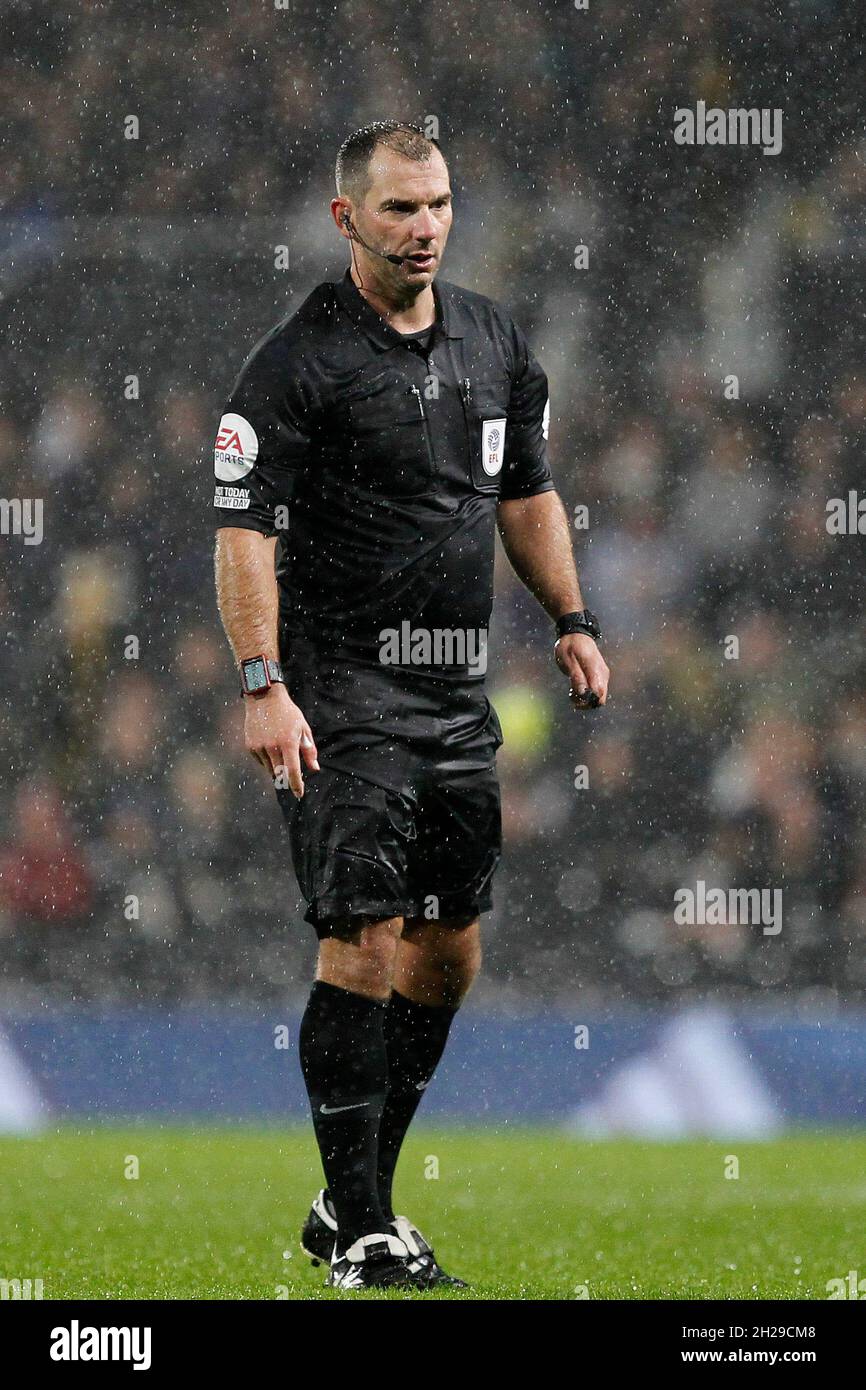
[213,121,609,1290]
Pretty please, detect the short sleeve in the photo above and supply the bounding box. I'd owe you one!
[499,317,555,501]
[212,337,315,535]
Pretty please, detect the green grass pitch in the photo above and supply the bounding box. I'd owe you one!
[0,1128,863,1300]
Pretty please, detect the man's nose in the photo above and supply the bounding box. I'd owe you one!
[412,209,439,241]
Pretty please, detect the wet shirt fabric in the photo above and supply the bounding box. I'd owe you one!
[212,269,554,672]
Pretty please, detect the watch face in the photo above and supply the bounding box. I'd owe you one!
[243,659,268,692]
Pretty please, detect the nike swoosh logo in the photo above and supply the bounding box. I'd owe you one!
[319,1101,370,1115]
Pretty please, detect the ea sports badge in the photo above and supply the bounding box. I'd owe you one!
[214,413,259,482]
[481,418,506,476]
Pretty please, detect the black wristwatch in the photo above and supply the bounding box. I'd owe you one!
[555,610,602,643]
[239,654,285,697]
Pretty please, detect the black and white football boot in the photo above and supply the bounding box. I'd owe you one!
[300,1188,338,1266]
[301,1189,467,1288]
[327,1232,414,1290]
[391,1214,468,1288]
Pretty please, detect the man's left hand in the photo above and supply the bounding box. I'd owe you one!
[554,633,610,710]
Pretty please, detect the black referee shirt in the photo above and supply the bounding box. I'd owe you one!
[213,268,554,667]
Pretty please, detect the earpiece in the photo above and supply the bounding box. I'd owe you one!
[340,211,407,266]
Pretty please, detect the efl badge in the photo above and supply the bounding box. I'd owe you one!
[481,418,506,476]
[214,413,259,481]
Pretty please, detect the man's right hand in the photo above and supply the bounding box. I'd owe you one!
[244,683,319,798]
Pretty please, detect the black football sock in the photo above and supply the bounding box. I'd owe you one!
[299,980,390,1254]
[378,990,456,1222]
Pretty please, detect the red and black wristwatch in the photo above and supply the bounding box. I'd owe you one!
[239,654,285,698]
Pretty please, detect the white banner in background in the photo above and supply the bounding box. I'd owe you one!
[568,1007,783,1140]
[0,1026,48,1134]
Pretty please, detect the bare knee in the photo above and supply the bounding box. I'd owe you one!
[316,915,403,1000]
[395,917,482,1008]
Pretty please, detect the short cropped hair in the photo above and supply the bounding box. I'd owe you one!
[335,121,442,203]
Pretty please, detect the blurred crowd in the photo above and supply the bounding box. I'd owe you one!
[1,0,865,1007]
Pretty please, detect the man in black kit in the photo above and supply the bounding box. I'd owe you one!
[213,121,609,1290]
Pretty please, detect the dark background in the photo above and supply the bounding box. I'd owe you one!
[1,0,865,1010]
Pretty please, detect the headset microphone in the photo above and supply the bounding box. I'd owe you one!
[342,212,411,265]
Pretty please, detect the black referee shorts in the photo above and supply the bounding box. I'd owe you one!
[275,649,504,937]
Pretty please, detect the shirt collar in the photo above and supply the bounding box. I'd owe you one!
[334,267,463,349]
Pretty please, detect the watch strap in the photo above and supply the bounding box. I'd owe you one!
[555,610,602,642]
